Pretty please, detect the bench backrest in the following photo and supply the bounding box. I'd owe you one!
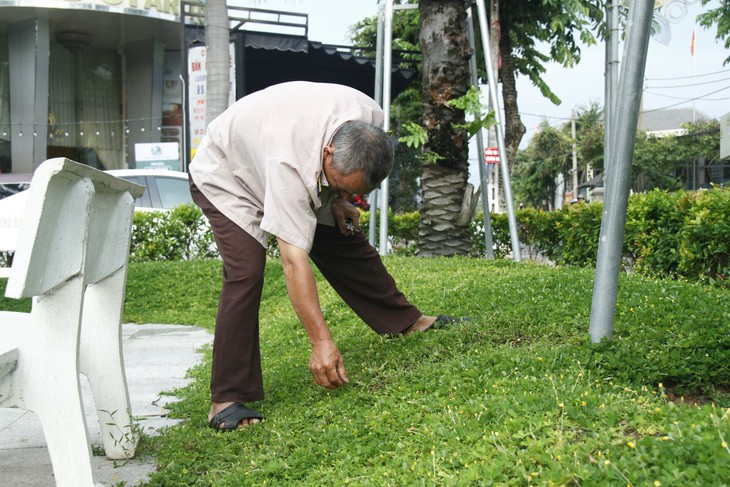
[4,158,144,298]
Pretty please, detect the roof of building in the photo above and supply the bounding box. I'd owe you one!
[638,108,711,134]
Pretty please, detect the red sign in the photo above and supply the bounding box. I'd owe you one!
[484,147,500,164]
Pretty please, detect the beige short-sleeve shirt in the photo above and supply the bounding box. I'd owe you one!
[189,82,384,252]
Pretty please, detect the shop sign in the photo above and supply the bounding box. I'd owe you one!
[9,0,180,21]
[135,142,180,170]
[187,43,236,159]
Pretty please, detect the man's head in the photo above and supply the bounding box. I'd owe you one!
[326,121,393,195]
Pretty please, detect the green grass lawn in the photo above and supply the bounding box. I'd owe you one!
[3,258,729,485]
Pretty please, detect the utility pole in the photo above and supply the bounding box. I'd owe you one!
[572,110,578,200]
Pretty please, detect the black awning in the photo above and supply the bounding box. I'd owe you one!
[578,173,604,189]
[236,31,415,100]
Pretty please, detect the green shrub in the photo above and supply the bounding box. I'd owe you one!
[361,210,420,255]
[678,188,730,285]
[471,212,512,258]
[551,201,603,267]
[130,204,217,262]
[490,187,729,287]
[625,189,685,278]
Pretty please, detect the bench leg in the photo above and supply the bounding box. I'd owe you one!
[80,268,138,460]
[22,278,98,487]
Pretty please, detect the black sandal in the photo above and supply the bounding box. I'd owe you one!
[426,315,472,331]
[208,402,264,431]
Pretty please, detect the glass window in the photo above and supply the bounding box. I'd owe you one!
[0,33,10,173]
[117,176,152,208]
[153,176,193,209]
[48,44,123,170]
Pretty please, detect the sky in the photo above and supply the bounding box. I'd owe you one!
[231,0,729,184]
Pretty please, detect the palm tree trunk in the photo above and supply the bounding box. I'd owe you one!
[417,0,472,257]
[205,0,230,124]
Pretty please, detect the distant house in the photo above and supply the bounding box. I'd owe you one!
[638,108,710,137]
[639,108,729,189]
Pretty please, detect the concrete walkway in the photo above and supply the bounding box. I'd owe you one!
[0,322,212,486]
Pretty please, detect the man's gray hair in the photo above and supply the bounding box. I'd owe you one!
[331,121,393,189]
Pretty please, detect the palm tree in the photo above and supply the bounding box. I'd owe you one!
[205,0,230,124]
[417,0,472,256]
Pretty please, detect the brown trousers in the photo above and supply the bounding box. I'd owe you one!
[190,179,422,403]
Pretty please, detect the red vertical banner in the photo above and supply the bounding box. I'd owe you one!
[691,27,696,57]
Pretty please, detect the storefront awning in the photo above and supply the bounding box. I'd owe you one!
[239,33,416,100]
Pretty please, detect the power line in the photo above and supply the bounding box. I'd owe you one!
[644,86,730,113]
[645,68,730,81]
[643,90,730,102]
[519,112,572,121]
[645,76,730,89]
[642,84,730,113]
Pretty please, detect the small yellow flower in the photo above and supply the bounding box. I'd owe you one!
[662,436,670,441]
[604,460,611,466]
[722,442,727,449]
[654,481,662,487]
[627,441,635,449]
[581,401,587,407]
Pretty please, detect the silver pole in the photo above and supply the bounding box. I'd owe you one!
[589,0,654,343]
[474,0,521,261]
[604,0,620,172]
[572,110,578,199]
[378,0,394,255]
[369,0,386,247]
[467,6,494,259]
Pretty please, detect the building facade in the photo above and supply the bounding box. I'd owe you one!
[1,0,183,174]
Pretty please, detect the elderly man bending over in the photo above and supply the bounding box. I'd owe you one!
[189,81,455,431]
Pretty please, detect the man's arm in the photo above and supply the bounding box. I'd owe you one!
[277,237,349,389]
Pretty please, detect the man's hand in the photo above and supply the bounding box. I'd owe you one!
[278,238,347,389]
[331,197,361,236]
[310,339,349,389]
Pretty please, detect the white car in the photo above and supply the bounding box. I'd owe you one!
[106,169,193,211]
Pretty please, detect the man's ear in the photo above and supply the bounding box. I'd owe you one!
[323,144,334,157]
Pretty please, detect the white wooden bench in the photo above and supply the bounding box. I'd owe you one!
[0,158,144,487]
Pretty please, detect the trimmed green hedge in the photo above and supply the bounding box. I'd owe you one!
[130,204,217,262]
[131,188,729,287]
[498,188,729,287]
[366,188,729,287]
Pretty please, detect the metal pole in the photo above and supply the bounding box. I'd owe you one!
[571,110,578,199]
[589,0,654,343]
[467,6,494,259]
[474,0,521,262]
[604,0,619,172]
[369,0,385,247]
[180,3,190,172]
[378,0,394,255]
